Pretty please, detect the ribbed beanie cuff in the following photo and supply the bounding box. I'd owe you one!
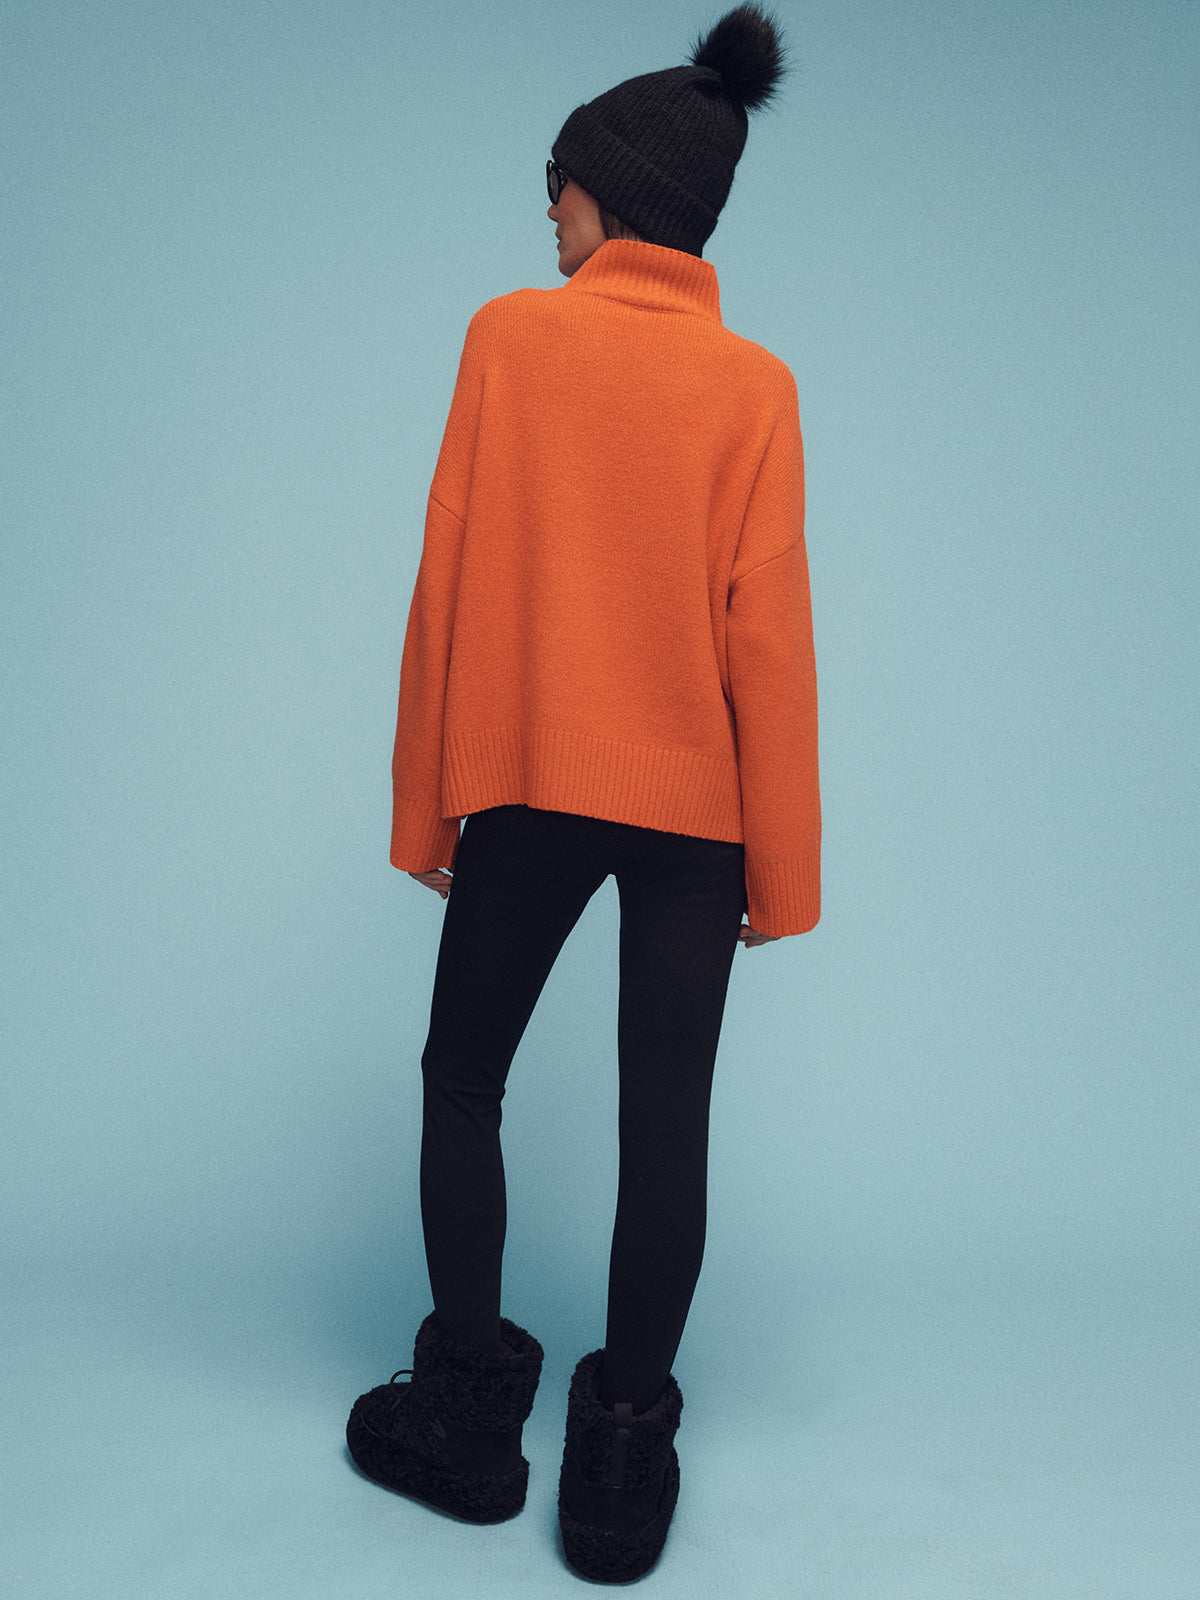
[553,99,721,257]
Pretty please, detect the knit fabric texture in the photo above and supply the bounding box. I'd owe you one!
[550,4,788,256]
[552,64,742,257]
[391,238,821,939]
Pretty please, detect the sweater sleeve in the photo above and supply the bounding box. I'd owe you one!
[389,318,487,872]
[726,380,821,937]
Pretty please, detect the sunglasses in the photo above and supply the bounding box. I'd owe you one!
[546,160,569,205]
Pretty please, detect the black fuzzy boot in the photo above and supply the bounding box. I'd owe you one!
[346,1314,544,1523]
[558,1349,684,1582]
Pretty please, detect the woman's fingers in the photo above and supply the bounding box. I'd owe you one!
[738,923,780,947]
[408,869,453,899]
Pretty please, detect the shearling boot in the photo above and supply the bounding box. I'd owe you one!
[557,1348,684,1582]
[346,1313,544,1524]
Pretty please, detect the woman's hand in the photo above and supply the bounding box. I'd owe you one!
[738,923,781,948]
[409,869,453,900]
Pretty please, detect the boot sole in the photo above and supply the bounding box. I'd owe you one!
[346,1405,529,1524]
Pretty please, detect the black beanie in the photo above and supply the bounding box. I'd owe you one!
[551,5,787,258]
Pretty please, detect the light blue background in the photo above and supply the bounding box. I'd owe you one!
[2,1,1196,1595]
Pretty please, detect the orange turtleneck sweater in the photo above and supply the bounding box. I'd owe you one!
[391,240,820,937]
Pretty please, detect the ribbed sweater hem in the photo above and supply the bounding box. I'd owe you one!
[390,725,821,938]
[443,725,744,843]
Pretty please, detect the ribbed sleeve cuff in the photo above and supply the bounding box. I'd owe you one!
[390,804,461,873]
[745,852,821,939]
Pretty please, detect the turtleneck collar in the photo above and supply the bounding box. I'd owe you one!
[561,239,723,324]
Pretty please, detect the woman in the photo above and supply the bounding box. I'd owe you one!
[346,5,819,1582]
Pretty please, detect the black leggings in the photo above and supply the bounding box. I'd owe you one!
[419,803,747,1412]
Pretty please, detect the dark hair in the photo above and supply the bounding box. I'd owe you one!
[599,206,645,243]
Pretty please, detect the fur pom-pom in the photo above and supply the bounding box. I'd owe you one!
[690,4,787,111]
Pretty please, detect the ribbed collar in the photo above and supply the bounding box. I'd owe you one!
[562,239,723,323]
